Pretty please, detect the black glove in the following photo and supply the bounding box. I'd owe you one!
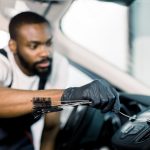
[61,80,120,113]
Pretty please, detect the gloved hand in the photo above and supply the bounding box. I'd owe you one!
[61,80,120,113]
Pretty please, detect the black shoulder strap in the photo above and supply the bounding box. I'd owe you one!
[0,49,8,58]
[0,49,13,87]
[38,77,47,90]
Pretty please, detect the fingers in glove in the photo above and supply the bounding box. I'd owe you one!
[111,88,120,113]
[112,96,120,113]
[98,97,109,109]
[101,97,115,113]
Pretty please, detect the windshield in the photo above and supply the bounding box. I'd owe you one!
[61,0,150,88]
[0,0,150,90]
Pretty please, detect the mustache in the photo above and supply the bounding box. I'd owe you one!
[34,57,52,66]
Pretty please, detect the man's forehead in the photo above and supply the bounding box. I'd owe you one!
[18,23,52,41]
[28,37,53,44]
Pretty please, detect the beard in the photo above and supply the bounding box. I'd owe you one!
[17,51,52,78]
[33,58,52,79]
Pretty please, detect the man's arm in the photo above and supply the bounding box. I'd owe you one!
[0,80,120,118]
[40,80,120,150]
[0,80,120,150]
[0,86,63,118]
[40,112,60,150]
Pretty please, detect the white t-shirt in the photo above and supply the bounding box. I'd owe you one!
[0,47,69,90]
[0,47,70,150]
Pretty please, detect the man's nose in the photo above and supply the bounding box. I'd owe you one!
[39,45,50,57]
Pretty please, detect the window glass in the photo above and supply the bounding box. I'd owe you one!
[61,0,129,72]
[130,0,150,87]
[66,64,92,87]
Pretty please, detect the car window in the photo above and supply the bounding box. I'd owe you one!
[66,64,92,87]
[61,0,150,88]
[61,0,129,72]
[130,0,150,88]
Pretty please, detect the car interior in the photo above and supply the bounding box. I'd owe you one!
[0,0,150,150]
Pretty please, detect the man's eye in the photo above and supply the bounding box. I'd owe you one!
[29,44,38,49]
[45,40,52,47]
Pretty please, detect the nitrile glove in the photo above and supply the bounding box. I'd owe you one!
[61,80,120,113]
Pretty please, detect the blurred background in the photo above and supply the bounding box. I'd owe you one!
[1,0,150,149]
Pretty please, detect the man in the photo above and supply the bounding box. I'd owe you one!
[0,11,120,150]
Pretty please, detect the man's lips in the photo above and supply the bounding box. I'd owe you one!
[36,60,50,68]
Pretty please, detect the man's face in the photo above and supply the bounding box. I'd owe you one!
[13,23,53,76]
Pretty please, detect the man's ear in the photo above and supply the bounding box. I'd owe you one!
[8,39,17,54]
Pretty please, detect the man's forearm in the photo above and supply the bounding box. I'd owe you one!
[40,113,60,150]
[0,87,63,118]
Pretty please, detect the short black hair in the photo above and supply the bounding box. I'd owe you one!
[9,11,50,40]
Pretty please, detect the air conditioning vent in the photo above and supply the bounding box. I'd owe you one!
[137,130,150,142]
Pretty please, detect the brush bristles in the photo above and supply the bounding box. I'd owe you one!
[32,97,52,119]
[32,97,63,119]
[32,97,51,108]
